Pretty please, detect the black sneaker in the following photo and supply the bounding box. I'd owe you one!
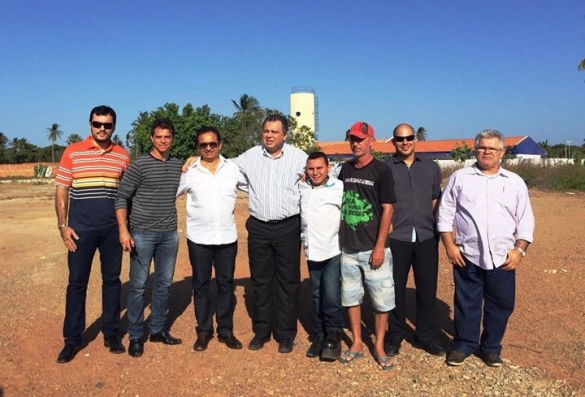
[482,353,503,367]
[306,336,324,358]
[446,350,470,366]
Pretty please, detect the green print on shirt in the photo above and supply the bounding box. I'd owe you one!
[341,190,374,231]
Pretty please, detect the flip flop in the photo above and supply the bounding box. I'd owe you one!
[375,355,394,371]
[338,350,364,364]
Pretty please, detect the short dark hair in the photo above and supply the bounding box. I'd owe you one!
[263,114,288,133]
[151,118,175,136]
[307,151,329,165]
[89,105,116,125]
[197,126,221,143]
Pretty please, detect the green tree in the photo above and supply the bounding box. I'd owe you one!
[416,126,427,141]
[112,135,124,147]
[451,142,473,162]
[47,123,63,163]
[231,94,263,148]
[287,125,320,154]
[0,132,7,163]
[579,58,585,70]
[66,133,82,145]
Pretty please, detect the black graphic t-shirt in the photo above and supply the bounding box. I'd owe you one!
[338,159,396,251]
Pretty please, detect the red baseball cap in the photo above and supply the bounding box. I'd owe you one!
[348,121,375,139]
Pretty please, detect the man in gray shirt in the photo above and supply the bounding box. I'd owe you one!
[384,123,445,357]
[115,118,184,357]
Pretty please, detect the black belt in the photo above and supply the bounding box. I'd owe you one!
[251,215,299,225]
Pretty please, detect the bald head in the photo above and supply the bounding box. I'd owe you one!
[393,123,414,136]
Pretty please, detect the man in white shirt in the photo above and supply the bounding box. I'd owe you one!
[299,152,344,361]
[178,127,247,352]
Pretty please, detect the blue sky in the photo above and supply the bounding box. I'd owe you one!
[1,0,584,147]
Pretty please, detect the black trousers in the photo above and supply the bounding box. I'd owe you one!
[387,237,439,344]
[246,215,301,341]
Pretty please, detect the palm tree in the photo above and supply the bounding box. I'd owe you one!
[47,123,63,162]
[579,58,585,70]
[231,94,263,147]
[231,94,261,119]
[416,126,427,141]
[66,133,82,145]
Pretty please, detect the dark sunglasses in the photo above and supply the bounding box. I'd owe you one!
[91,121,114,130]
[394,135,415,143]
[198,142,219,149]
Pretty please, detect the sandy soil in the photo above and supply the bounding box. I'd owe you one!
[0,183,583,396]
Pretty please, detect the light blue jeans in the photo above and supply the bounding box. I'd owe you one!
[127,230,179,339]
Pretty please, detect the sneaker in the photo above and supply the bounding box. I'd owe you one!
[306,336,324,358]
[482,353,503,367]
[446,350,470,366]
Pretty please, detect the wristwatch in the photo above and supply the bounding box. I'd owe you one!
[514,247,526,257]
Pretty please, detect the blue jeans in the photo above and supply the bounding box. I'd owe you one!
[63,224,122,345]
[127,230,179,339]
[187,240,238,337]
[308,254,343,337]
[452,257,515,356]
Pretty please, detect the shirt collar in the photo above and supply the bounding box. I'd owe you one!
[83,136,114,153]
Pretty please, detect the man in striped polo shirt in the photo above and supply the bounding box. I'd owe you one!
[55,105,130,363]
[115,118,184,358]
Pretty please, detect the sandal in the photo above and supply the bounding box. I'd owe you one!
[375,355,394,371]
[338,350,364,363]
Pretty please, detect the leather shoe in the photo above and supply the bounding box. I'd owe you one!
[321,331,341,362]
[278,338,294,354]
[384,341,401,357]
[218,334,243,350]
[248,335,270,350]
[416,339,445,356]
[306,336,324,358]
[150,329,182,345]
[56,344,81,363]
[193,333,213,351]
[104,334,125,354]
[128,338,144,357]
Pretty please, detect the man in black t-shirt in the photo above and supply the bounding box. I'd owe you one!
[337,121,397,371]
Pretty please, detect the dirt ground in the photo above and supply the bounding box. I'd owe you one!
[0,182,583,396]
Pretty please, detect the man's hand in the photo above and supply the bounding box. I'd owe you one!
[182,156,199,172]
[119,230,135,252]
[369,246,385,270]
[60,226,79,252]
[445,244,466,267]
[502,249,523,271]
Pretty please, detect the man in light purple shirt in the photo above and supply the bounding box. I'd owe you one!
[436,129,535,368]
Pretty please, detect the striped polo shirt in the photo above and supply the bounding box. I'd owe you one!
[55,136,130,231]
[233,143,307,222]
[115,153,183,231]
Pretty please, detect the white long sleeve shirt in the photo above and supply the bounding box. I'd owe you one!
[177,156,247,245]
[299,177,344,261]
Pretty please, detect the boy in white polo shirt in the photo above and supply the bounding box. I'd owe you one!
[299,151,344,361]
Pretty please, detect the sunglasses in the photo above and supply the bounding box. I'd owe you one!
[394,135,415,143]
[91,121,114,130]
[198,142,219,149]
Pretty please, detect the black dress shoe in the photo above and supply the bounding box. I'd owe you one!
[218,334,243,350]
[150,329,182,345]
[384,341,401,357]
[416,339,445,356]
[306,336,324,358]
[321,331,342,362]
[128,339,144,357]
[56,344,81,363]
[104,334,125,354]
[278,338,294,354]
[248,335,270,350]
[193,333,213,351]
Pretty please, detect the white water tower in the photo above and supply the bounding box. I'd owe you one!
[290,86,319,139]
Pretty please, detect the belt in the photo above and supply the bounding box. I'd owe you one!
[251,215,299,225]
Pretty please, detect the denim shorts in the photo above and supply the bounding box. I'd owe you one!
[340,247,395,312]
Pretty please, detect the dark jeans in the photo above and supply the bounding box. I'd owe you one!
[308,254,343,337]
[452,257,515,356]
[246,216,301,341]
[387,237,439,344]
[187,239,238,337]
[127,230,179,340]
[63,224,122,345]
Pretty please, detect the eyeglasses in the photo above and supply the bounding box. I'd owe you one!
[476,146,502,153]
[394,135,415,143]
[198,142,219,149]
[91,121,114,130]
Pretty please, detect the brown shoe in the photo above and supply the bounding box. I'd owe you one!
[193,333,213,351]
[218,334,243,350]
